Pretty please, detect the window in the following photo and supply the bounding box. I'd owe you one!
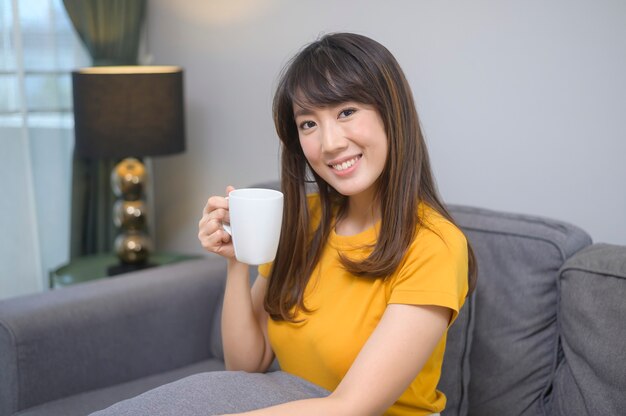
[0,0,90,298]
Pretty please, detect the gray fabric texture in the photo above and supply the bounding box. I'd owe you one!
[553,243,626,416]
[439,291,475,416]
[89,371,330,416]
[209,290,225,361]
[0,258,226,415]
[14,359,225,416]
[448,205,592,416]
[0,318,18,416]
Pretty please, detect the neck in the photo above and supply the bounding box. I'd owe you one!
[336,188,381,236]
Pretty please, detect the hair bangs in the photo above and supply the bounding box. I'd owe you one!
[286,43,376,111]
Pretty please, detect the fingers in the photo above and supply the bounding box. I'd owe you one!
[198,186,238,258]
[198,217,235,258]
[203,196,228,216]
[199,226,230,249]
[200,207,229,226]
[202,185,235,215]
[198,212,227,236]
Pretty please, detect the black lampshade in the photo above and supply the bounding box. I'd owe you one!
[72,66,185,159]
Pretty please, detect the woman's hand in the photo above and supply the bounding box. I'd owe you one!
[198,185,236,259]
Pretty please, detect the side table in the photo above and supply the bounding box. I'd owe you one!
[49,252,201,289]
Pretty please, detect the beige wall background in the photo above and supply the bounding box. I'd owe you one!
[146,0,626,256]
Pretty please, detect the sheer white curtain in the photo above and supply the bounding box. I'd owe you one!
[0,0,89,299]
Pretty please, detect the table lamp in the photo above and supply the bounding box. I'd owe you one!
[72,66,185,275]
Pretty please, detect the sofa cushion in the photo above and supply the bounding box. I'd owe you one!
[439,291,475,416]
[449,205,591,416]
[14,359,225,416]
[552,244,626,416]
[89,371,330,415]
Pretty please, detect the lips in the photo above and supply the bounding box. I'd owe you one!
[329,155,362,171]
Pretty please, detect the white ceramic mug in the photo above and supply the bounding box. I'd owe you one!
[222,188,283,265]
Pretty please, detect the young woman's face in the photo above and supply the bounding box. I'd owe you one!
[294,101,388,202]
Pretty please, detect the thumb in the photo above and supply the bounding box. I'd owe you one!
[225,185,236,196]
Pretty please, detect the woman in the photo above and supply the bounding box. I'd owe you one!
[199,32,477,416]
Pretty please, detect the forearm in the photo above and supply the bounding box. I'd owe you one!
[221,260,266,372]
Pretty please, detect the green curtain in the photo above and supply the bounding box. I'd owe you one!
[63,0,147,258]
[63,0,146,66]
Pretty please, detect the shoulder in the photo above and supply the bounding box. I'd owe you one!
[386,203,469,320]
[414,203,467,257]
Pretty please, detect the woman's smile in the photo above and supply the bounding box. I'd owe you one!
[328,154,362,175]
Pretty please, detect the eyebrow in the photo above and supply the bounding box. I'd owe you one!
[293,107,314,119]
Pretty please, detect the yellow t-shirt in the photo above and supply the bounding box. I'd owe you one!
[258,194,468,416]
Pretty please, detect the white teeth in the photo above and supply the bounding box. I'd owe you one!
[331,156,360,171]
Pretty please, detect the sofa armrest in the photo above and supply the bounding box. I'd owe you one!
[0,257,226,415]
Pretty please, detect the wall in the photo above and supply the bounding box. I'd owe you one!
[146,0,626,256]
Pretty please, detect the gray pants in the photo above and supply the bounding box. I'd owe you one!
[90,370,441,415]
[90,371,329,416]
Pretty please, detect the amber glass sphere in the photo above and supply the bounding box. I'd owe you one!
[114,231,152,264]
[113,200,147,230]
[111,157,146,200]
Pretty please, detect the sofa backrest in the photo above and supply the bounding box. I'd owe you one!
[448,205,592,416]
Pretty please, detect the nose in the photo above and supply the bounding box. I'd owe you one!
[320,122,348,155]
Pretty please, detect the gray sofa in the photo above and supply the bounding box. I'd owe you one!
[1,203,625,416]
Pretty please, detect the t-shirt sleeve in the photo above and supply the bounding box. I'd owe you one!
[388,221,469,325]
[258,262,272,278]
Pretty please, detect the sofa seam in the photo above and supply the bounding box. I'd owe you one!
[559,265,626,280]
[0,315,20,414]
[451,206,581,235]
[542,270,564,416]
[552,267,596,416]
[459,226,572,260]
[555,263,611,416]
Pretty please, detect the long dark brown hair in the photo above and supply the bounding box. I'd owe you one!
[266,33,477,321]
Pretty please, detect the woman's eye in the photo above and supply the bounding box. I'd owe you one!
[299,120,316,130]
[339,108,356,118]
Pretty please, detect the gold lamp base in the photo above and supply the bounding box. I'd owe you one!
[107,157,155,276]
